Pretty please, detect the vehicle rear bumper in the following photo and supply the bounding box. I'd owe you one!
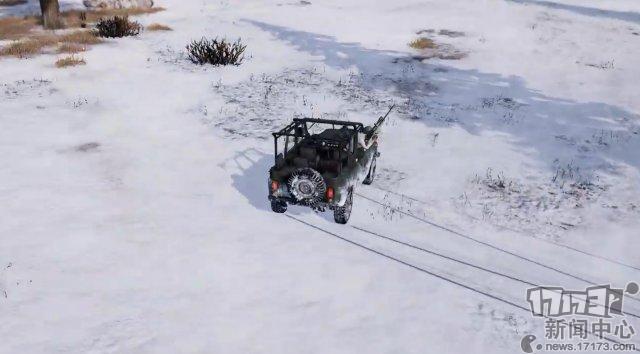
[268,195,339,210]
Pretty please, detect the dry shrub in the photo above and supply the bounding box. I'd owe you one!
[95,16,141,38]
[58,43,86,54]
[186,38,246,66]
[146,23,172,31]
[409,37,437,50]
[0,16,39,40]
[55,55,86,68]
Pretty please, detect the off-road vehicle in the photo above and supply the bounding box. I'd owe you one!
[268,106,393,224]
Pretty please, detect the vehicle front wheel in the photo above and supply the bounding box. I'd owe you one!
[334,188,353,224]
[363,156,377,185]
[271,200,287,213]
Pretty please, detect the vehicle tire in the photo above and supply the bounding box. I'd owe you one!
[363,156,377,185]
[271,200,287,213]
[334,188,353,224]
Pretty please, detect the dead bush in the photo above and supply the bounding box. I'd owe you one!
[95,16,142,38]
[146,23,172,31]
[186,38,246,66]
[55,55,86,68]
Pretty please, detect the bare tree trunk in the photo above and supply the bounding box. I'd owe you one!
[39,0,61,29]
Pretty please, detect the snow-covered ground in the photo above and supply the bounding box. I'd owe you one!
[1,0,640,353]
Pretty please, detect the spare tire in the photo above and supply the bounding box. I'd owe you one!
[288,168,326,205]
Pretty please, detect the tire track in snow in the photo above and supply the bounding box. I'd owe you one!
[368,185,640,273]
[284,214,640,352]
[350,224,640,320]
[355,192,640,308]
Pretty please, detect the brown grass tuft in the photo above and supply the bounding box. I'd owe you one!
[0,7,165,40]
[55,55,86,68]
[1,30,101,58]
[146,23,172,31]
[409,37,437,50]
[59,30,103,44]
[0,40,42,58]
[57,42,86,54]
[0,34,59,58]
[0,7,160,60]
[0,16,39,40]
[61,7,165,28]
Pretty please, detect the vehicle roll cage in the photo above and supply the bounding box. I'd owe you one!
[272,118,364,162]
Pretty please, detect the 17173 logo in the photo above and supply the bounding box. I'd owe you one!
[527,284,633,318]
[520,283,639,353]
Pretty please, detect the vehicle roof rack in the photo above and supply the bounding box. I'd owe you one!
[292,118,364,129]
[273,118,364,138]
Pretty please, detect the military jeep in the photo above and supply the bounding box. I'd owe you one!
[268,115,385,224]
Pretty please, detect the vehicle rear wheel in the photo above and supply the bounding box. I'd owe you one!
[334,188,353,224]
[271,200,287,213]
[363,156,377,185]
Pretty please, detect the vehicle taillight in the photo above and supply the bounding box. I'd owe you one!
[326,187,334,201]
[270,180,279,193]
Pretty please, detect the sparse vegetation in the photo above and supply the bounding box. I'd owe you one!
[0,31,101,58]
[409,37,436,50]
[0,7,164,41]
[0,39,44,58]
[186,38,247,66]
[0,16,39,40]
[59,30,103,45]
[57,43,86,54]
[95,16,142,38]
[0,7,161,60]
[62,7,164,28]
[55,55,86,68]
[146,23,172,31]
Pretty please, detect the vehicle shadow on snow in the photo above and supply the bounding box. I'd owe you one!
[227,148,335,222]
[245,20,640,180]
[226,148,272,212]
